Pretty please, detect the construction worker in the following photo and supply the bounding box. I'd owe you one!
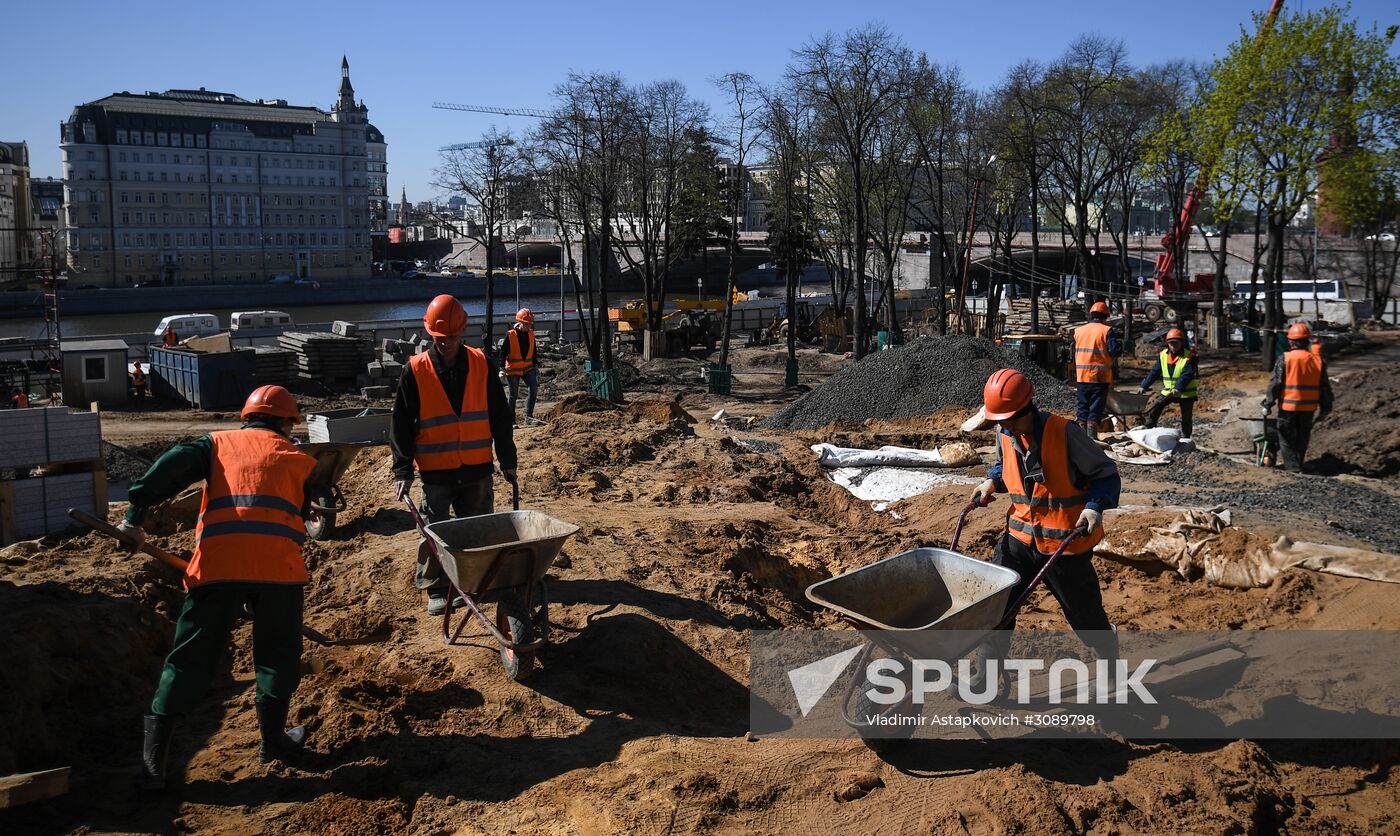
[10,387,28,409]
[1073,301,1120,437]
[391,295,517,615]
[501,307,538,424]
[968,368,1121,689]
[1138,328,1197,440]
[119,385,317,789]
[1262,322,1333,472]
[130,362,149,409]
[162,324,178,347]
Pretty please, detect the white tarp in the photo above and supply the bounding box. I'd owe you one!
[826,467,980,512]
[811,442,982,469]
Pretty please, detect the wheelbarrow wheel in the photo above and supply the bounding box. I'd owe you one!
[847,661,918,755]
[495,589,535,681]
[304,510,335,541]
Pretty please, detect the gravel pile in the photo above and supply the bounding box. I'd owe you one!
[761,335,1075,430]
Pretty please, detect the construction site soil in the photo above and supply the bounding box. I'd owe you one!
[3,344,1398,834]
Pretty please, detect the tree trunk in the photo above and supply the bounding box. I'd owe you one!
[1029,188,1041,334]
[484,237,496,362]
[1261,217,1286,370]
[853,175,868,359]
[1213,222,1231,347]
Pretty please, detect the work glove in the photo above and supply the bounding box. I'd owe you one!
[501,468,519,483]
[116,520,146,554]
[1137,386,1148,395]
[971,479,996,507]
[393,478,413,502]
[1076,508,1102,535]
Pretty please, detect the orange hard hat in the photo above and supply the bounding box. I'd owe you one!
[1089,301,1110,316]
[424,294,467,337]
[1165,328,1186,342]
[516,307,534,325]
[241,385,300,423]
[1287,322,1311,340]
[983,368,1035,421]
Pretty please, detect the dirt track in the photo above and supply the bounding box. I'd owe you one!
[2,342,1398,834]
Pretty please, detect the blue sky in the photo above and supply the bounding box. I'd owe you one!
[3,0,1392,203]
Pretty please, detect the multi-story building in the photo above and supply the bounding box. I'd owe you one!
[59,57,386,287]
[0,141,36,279]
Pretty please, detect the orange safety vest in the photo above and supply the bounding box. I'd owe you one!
[186,429,315,589]
[131,368,147,388]
[1281,349,1323,413]
[12,392,29,409]
[1000,414,1104,556]
[163,329,178,347]
[1073,322,1114,384]
[1309,341,1321,359]
[409,348,493,471]
[505,328,535,377]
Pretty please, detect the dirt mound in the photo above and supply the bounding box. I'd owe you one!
[761,335,1075,430]
[625,397,696,424]
[540,392,616,419]
[1309,366,1400,477]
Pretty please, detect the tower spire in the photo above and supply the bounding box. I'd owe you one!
[335,55,356,112]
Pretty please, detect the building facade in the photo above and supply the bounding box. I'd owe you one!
[0,142,36,281]
[60,57,386,287]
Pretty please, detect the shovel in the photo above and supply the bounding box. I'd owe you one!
[67,508,384,647]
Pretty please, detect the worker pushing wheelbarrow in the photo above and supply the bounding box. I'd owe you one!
[808,369,1122,745]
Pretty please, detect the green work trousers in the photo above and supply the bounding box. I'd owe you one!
[150,582,303,716]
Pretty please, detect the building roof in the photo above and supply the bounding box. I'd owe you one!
[62,339,130,353]
[82,91,328,125]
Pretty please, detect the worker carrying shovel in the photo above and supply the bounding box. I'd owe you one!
[1138,328,1197,441]
[967,369,1121,691]
[391,295,517,616]
[119,385,317,789]
[1262,322,1333,473]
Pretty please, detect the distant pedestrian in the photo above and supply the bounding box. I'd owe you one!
[10,388,28,409]
[1262,322,1333,472]
[131,362,149,409]
[1073,302,1120,438]
[501,308,538,425]
[162,325,178,348]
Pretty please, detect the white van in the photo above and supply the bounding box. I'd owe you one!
[230,310,294,332]
[153,313,220,339]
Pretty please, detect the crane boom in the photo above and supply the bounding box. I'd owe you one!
[1155,0,1286,287]
[433,101,556,119]
[437,138,517,152]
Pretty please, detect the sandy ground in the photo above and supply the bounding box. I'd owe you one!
[2,340,1398,835]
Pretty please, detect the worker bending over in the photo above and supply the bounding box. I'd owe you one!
[1073,301,1120,438]
[1262,322,1333,472]
[500,307,538,425]
[969,369,1121,689]
[121,385,317,788]
[1138,328,1197,440]
[391,295,517,615]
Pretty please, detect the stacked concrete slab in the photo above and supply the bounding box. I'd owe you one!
[0,407,107,544]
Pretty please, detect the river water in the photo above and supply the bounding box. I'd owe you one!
[0,293,590,340]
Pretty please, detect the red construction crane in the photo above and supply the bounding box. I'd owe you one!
[1154,0,1286,292]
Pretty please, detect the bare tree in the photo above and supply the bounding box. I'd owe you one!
[906,59,971,334]
[433,127,521,356]
[790,25,913,358]
[712,72,766,374]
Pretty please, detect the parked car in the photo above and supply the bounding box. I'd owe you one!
[453,270,476,279]
[268,274,294,284]
[294,277,320,288]
[401,270,425,280]
[1365,232,1396,242]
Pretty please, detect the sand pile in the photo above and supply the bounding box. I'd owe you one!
[761,335,1075,430]
[1309,366,1400,477]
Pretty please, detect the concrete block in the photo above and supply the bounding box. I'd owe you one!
[361,386,391,399]
[331,320,359,337]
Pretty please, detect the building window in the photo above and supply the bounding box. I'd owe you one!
[82,356,108,383]
[90,234,101,248]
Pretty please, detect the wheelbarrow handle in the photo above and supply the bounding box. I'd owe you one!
[506,472,520,512]
[949,498,986,552]
[993,525,1090,631]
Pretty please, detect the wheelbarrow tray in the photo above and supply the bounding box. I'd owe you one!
[805,547,1020,635]
[1105,389,1149,417]
[1242,416,1278,440]
[300,441,372,488]
[425,511,579,597]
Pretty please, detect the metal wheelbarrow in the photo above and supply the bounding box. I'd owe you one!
[406,479,579,680]
[300,441,374,540]
[805,499,1086,746]
[1242,416,1278,467]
